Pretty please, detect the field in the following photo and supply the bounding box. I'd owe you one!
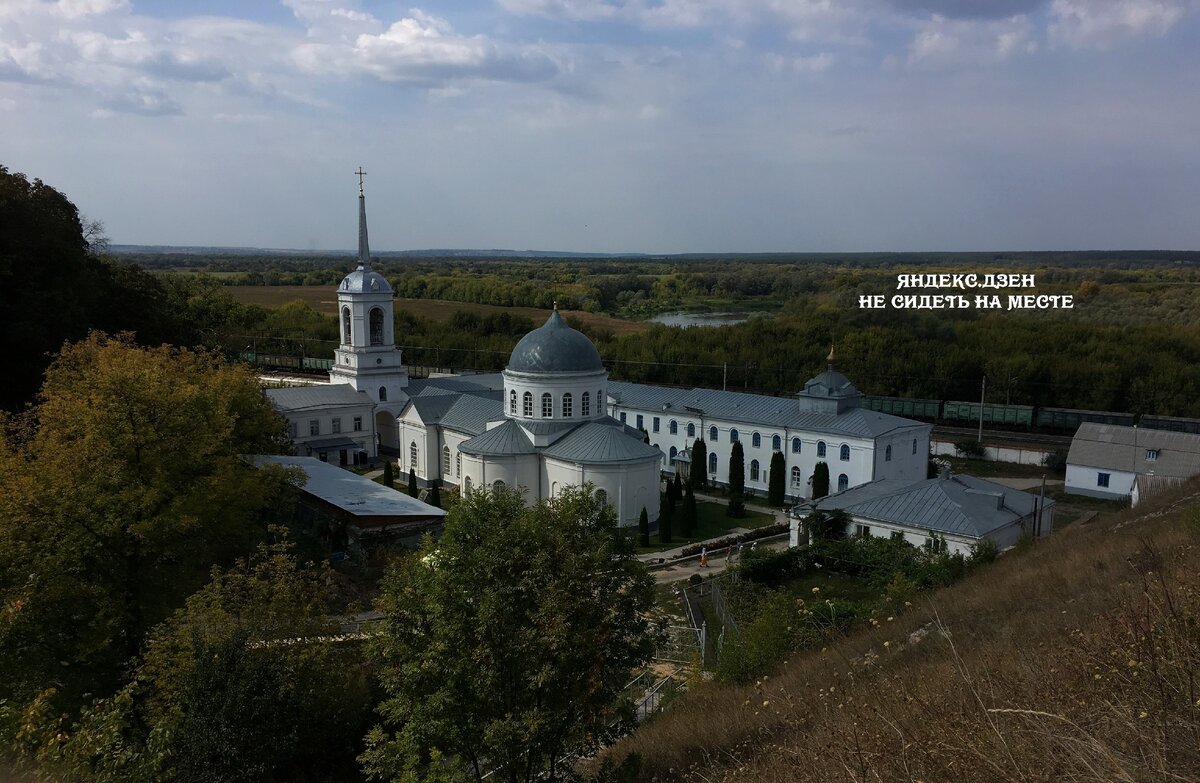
[225,285,647,336]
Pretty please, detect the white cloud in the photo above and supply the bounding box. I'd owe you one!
[1048,0,1185,49]
[906,14,1036,68]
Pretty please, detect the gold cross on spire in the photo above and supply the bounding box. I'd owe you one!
[355,166,367,194]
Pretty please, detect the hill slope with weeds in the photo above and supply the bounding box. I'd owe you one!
[607,484,1200,782]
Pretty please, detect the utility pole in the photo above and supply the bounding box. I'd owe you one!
[1037,473,1047,537]
[723,363,727,391]
[977,375,987,444]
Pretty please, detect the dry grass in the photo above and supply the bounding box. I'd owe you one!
[605,482,1200,782]
[224,285,646,336]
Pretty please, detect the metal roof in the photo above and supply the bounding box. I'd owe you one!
[265,384,377,412]
[440,394,503,436]
[606,381,924,438]
[253,455,444,519]
[507,310,604,374]
[303,436,360,451]
[1067,423,1200,479]
[542,421,663,464]
[803,473,1050,539]
[458,420,536,456]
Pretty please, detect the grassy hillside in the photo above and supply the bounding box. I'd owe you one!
[606,485,1200,781]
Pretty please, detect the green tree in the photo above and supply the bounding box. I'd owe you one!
[638,507,650,547]
[383,460,395,488]
[682,483,698,538]
[0,334,294,720]
[767,451,786,506]
[672,473,683,503]
[429,480,442,508]
[727,441,745,517]
[18,538,371,783]
[659,499,673,545]
[806,509,848,541]
[408,468,418,498]
[811,461,830,500]
[690,439,708,490]
[362,486,658,783]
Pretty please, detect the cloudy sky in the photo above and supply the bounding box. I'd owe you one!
[3,0,1198,253]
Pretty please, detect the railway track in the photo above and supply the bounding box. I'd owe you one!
[933,425,1072,449]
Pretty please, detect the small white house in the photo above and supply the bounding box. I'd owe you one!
[789,472,1054,556]
[1066,423,1200,503]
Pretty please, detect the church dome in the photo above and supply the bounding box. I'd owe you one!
[339,265,392,294]
[804,368,858,397]
[507,309,604,374]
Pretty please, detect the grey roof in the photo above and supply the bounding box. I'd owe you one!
[253,455,444,519]
[265,383,375,412]
[440,394,503,436]
[338,266,392,294]
[542,421,663,464]
[407,395,460,423]
[801,367,860,398]
[507,310,603,374]
[1068,423,1200,480]
[410,376,505,396]
[459,420,536,456]
[304,436,360,450]
[804,473,1048,539]
[607,381,924,438]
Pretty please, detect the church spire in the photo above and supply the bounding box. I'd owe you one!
[355,166,370,270]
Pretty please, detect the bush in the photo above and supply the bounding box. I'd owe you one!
[954,438,986,459]
[1043,448,1067,473]
[676,523,788,558]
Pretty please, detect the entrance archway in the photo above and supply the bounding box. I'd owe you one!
[376,411,399,456]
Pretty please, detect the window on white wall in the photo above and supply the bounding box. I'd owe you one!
[581,392,591,417]
[456,452,461,476]
[840,444,850,461]
[772,435,781,451]
[790,466,802,487]
[710,426,718,442]
[309,419,320,436]
[817,441,826,457]
[885,445,892,462]
[730,429,739,443]
[353,416,362,432]
[838,473,849,492]
[688,422,696,438]
[752,432,760,448]
[709,453,717,474]
[493,480,506,493]
[542,393,552,417]
[750,459,760,481]
[442,446,451,475]
[409,441,418,469]
[562,393,573,417]
[332,418,341,434]
[792,437,801,454]
[464,476,472,496]
[523,392,533,417]
[369,307,384,346]
[509,390,517,414]
[341,307,352,344]
[670,420,678,434]
[1097,472,1110,488]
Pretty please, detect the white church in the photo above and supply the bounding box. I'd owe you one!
[267,184,931,529]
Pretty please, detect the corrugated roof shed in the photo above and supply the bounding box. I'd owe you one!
[1068,423,1200,479]
[253,455,445,520]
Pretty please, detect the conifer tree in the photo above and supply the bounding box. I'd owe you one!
[690,438,707,490]
[812,461,830,500]
[383,460,394,489]
[683,483,698,538]
[638,507,650,547]
[408,469,418,498]
[767,451,786,506]
[659,501,673,544]
[429,480,441,508]
[672,472,683,502]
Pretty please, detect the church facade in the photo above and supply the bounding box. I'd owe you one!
[268,185,930,526]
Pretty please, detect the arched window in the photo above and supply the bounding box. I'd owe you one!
[730,429,740,443]
[708,453,717,474]
[792,437,801,454]
[581,391,591,417]
[840,444,850,461]
[595,488,608,507]
[369,307,384,346]
[562,393,573,417]
[750,459,760,482]
[442,445,451,475]
[669,420,678,435]
[523,392,533,417]
[912,438,918,455]
[551,481,558,496]
[463,476,472,496]
[791,466,802,487]
[772,434,782,451]
[541,393,553,417]
[455,452,461,476]
[838,473,849,492]
[817,441,827,458]
[409,441,418,469]
[379,386,387,402]
[669,445,678,460]
[752,432,761,448]
[710,426,718,442]
[493,480,506,493]
[509,390,517,415]
[688,422,696,438]
[885,445,892,462]
[341,307,351,344]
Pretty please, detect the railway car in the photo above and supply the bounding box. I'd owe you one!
[943,401,1035,427]
[254,354,302,370]
[1139,414,1200,435]
[862,396,942,420]
[1035,407,1137,432]
[302,356,334,372]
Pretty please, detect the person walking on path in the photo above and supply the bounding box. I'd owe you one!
[700,546,709,568]
[737,541,744,560]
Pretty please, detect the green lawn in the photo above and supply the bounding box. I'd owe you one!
[637,501,776,554]
[943,456,1060,480]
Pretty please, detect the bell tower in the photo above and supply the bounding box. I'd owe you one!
[328,169,408,404]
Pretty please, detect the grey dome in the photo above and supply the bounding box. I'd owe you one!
[507,310,603,374]
[339,265,392,294]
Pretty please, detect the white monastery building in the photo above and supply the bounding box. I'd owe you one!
[1066,423,1200,505]
[267,183,932,528]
